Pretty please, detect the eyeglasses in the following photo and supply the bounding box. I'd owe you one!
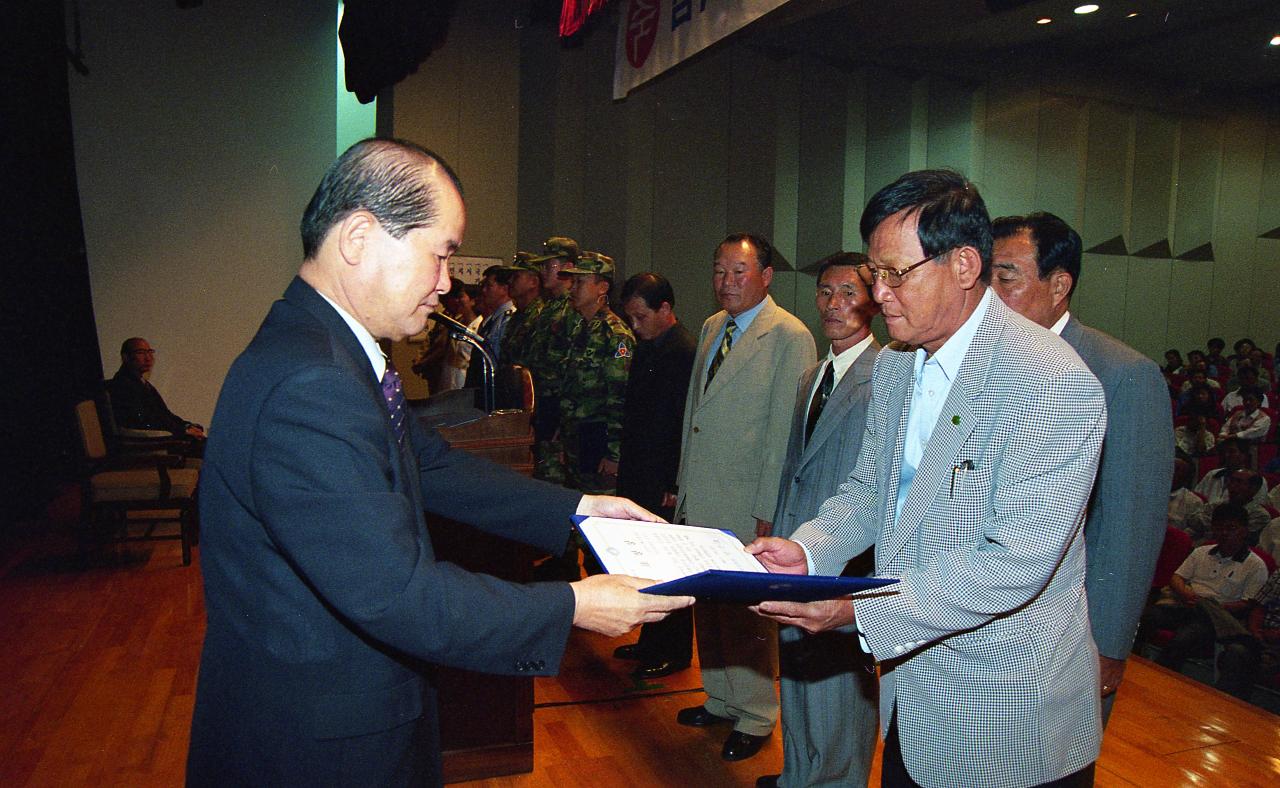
[865,249,951,288]
[129,349,157,356]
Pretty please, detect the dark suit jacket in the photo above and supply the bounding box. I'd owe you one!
[1060,316,1173,659]
[106,367,188,434]
[616,322,696,516]
[187,278,580,787]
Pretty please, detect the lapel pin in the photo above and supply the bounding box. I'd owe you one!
[951,415,960,426]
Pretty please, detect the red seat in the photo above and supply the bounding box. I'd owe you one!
[1151,526,1193,589]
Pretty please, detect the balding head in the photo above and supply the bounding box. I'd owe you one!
[300,138,463,261]
[298,139,467,341]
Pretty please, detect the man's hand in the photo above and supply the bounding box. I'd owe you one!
[1099,655,1127,697]
[596,458,619,478]
[577,495,664,522]
[570,575,694,637]
[661,491,678,509]
[750,598,854,634]
[755,519,773,538]
[745,537,809,575]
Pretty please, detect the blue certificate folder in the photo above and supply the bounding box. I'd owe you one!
[573,516,897,603]
[642,571,897,604]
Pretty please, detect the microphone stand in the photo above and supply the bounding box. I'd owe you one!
[429,311,495,413]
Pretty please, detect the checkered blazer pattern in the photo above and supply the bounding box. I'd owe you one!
[792,293,1106,788]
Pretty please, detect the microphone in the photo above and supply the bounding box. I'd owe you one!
[429,311,484,344]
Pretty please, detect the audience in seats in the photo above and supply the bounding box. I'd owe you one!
[1259,516,1280,566]
[1204,339,1227,378]
[1180,363,1222,395]
[1216,571,1280,703]
[1163,349,1184,377]
[1138,504,1268,691]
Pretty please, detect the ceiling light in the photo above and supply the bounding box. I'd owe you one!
[1074,4,1100,14]
[1127,12,1139,18]
[1036,17,1053,25]
[1271,35,1280,46]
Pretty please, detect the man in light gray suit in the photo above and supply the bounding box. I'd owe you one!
[674,233,816,762]
[992,212,1173,722]
[750,171,1105,787]
[757,252,881,788]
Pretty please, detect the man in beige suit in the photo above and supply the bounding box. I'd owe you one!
[674,233,816,762]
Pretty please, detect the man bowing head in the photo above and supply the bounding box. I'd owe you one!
[750,170,1105,788]
[187,138,690,787]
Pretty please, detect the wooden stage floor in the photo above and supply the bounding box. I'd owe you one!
[1,534,1278,786]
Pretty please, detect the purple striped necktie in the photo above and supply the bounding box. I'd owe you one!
[380,360,407,445]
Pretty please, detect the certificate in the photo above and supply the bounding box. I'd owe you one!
[574,516,897,603]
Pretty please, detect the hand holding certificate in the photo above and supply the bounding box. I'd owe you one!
[575,517,896,603]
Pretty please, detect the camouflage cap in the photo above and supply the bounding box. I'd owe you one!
[528,236,580,264]
[561,251,615,277]
[502,250,540,273]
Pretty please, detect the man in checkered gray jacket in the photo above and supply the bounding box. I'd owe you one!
[750,170,1105,788]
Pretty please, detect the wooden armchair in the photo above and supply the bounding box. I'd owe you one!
[74,399,200,566]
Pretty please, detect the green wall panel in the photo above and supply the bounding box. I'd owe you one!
[1033,95,1087,226]
[864,68,914,200]
[1120,258,1172,360]
[796,58,848,269]
[1206,239,1254,343]
[1081,101,1130,251]
[1165,261,1215,353]
[925,78,977,176]
[842,70,868,251]
[1171,118,1220,258]
[1129,110,1176,255]
[1214,114,1265,241]
[1073,253,1129,338]
[1258,120,1280,237]
[978,77,1038,220]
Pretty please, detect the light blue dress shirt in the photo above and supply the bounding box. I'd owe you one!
[893,288,993,522]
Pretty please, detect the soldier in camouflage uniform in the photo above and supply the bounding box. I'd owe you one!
[559,252,634,494]
[524,237,582,483]
[498,251,543,368]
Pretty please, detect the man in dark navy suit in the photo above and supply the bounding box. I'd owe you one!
[186,138,690,787]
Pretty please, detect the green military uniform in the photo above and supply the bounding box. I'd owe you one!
[560,307,634,492]
[523,237,583,483]
[499,251,542,368]
[558,252,634,493]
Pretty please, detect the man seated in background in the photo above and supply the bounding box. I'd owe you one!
[1217,570,1280,702]
[1220,387,1271,446]
[1174,409,1216,460]
[107,337,205,440]
[1139,503,1267,679]
[1187,469,1271,543]
[1222,366,1269,413]
[1197,438,1269,506]
[1168,458,1206,536]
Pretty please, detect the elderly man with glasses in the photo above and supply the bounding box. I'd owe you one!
[106,337,205,439]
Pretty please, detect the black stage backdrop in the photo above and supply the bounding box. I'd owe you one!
[0,2,104,530]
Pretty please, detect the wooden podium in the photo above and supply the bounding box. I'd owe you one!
[421,402,539,783]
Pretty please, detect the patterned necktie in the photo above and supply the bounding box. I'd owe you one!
[380,360,408,445]
[805,361,835,444]
[704,319,737,391]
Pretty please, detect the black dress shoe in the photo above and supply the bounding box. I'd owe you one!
[676,705,733,727]
[632,660,690,680]
[722,730,770,761]
[756,776,780,788]
[613,643,640,661]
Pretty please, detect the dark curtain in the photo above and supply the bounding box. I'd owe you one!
[0,2,104,529]
[339,0,459,104]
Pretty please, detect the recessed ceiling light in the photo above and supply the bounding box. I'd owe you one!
[1037,17,1053,25]
[1074,4,1100,14]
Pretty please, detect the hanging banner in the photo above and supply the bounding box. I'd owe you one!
[613,0,792,100]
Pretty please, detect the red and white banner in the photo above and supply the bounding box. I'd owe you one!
[613,0,792,99]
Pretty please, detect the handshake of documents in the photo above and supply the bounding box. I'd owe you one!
[575,516,896,603]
